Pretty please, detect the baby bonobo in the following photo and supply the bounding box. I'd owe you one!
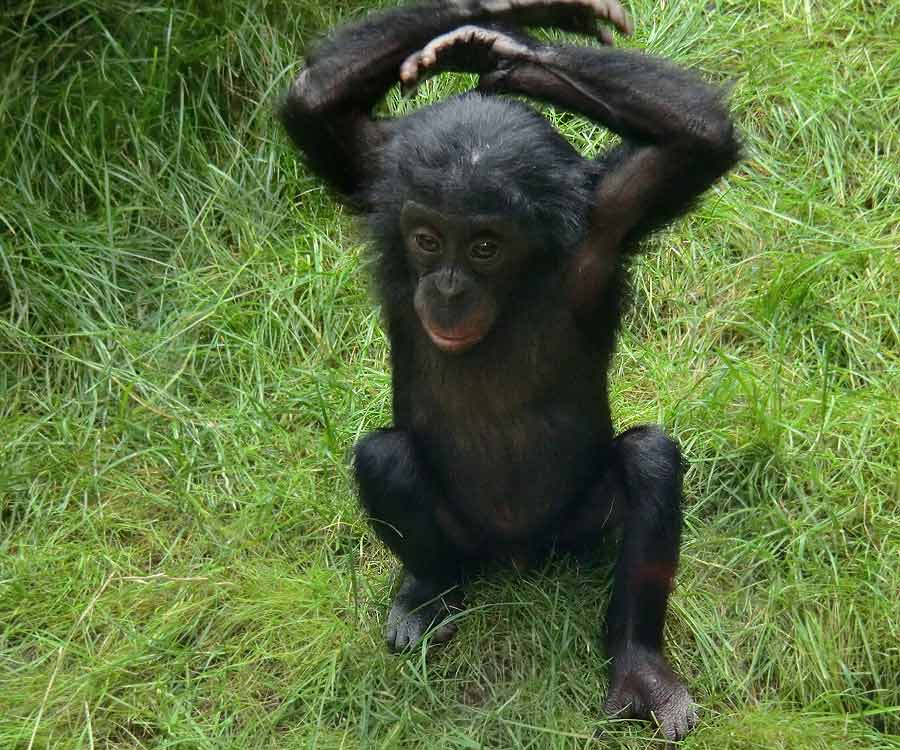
[279,0,739,741]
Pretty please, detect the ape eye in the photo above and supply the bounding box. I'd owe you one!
[414,232,441,254]
[470,239,500,262]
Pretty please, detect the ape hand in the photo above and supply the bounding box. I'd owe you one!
[466,0,632,45]
[402,1,631,88]
[400,26,533,89]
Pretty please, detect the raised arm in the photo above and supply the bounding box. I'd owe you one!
[401,25,740,248]
[487,46,740,249]
[278,0,631,207]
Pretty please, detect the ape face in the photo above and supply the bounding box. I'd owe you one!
[401,201,533,353]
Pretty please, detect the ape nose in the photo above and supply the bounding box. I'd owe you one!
[435,269,464,300]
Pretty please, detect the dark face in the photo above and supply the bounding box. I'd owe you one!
[400,201,533,354]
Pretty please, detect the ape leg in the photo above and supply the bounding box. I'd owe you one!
[604,426,696,740]
[559,426,695,740]
[353,429,464,651]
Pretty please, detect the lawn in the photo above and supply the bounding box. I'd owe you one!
[1,1,898,748]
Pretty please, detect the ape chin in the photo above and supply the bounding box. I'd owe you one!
[279,0,739,741]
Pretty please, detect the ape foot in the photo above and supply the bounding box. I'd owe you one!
[604,646,697,741]
[385,572,461,651]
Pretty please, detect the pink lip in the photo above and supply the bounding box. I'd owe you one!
[426,328,483,353]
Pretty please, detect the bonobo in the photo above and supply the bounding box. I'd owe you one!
[279,0,739,740]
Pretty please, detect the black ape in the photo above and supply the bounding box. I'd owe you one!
[279,0,739,741]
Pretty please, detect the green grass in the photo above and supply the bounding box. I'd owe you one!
[1,0,898,748]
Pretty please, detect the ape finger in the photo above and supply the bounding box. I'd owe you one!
[596,24,615,46]
[399,25,531,88]
[478,0,632,38]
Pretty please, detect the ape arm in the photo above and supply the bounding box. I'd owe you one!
[279,3,475,204]
[402,28,740,249]
[279,1,630,206]
[480,46,741,249]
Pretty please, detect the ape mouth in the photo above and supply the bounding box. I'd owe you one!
[423,324,486,354]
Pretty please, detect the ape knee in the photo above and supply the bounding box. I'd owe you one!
[352,429,422,508]
[354,429,410,479]
[617,425,682,487]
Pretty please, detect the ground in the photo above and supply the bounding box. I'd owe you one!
[1,1,898,748]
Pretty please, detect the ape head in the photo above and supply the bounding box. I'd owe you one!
[368,93,599,353]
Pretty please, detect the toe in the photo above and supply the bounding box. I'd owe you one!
[430,620,458,644]
[396,622,418,651]
[656,689,696,740]
[604,691,638,720]
[385,613,418,651]
[385,627,403,652]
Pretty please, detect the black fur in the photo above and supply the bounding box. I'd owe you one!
[279,2,739,741]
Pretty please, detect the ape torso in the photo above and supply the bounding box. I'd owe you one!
[281,1,739,735]
[390,266,615,554]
